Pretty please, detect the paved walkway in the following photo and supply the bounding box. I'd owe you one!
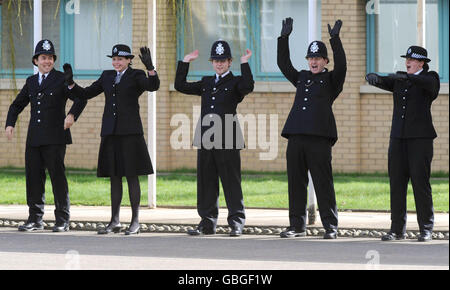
[0,205,448,231]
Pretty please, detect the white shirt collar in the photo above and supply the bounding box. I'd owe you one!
[117,68,128,75]
[39,71,50,79]
[414,69,423,75]
[216,70,230,80]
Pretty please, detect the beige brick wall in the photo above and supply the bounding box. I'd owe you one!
[1,0,448,174]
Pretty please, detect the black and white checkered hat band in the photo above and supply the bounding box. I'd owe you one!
[410,53,427,59]
[118,51,132,56]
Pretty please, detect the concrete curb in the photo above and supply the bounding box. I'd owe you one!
[1,218,448,240]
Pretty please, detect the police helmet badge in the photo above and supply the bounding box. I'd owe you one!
[113,47,118,53]
[216,43,225,55]
[42,40,52,51]
[310,42,319,53]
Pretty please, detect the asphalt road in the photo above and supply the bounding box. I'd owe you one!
[0,228,448,271]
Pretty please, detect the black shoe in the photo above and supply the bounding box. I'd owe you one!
[18,222,44,232]
[53,223,70,232]
[418,231,432,242]
[125,223,141,235]
[381,231,406,241]
[229,226,242,237]
[98,223,122,235]
[323,230,337,239]
[280,227,306,238]
[187,226,216,236]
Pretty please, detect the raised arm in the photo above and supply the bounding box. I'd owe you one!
[328,20,347,92]
[174,50,203,95]
[277,17,299,87]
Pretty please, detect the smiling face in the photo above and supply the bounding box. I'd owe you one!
[212,58,232,76]
[308,57,328,74]
[405,58,424,74]
[33,54,55,74]
[112,56,131,72]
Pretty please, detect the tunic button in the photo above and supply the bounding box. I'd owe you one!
[37,102,41,105]
[225,88,228,91]
[213,88,216,91]
[50,93,53,96]
[403,106,406,109]
[212,97,215,100]
[304,98,308,101]
[405,89,408,92]
[211,105,214,109]
[113,94,115,96]
[305,89,309,92]
[37,119,41,123]
[402,115,405,119]
[403,97,406,100]
[302,107,306,110]
[37,111,41,114]
[113,104,116,106]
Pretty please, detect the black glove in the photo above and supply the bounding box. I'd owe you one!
[63,63,74,86]
[139,46,154,71]
[388,73,408,81]
[365,73,380,86]
[280,17,293,38]
[328,19,342,38]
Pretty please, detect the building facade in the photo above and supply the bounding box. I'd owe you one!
[0,0,448,173]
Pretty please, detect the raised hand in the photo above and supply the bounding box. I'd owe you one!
[183,50,199,63]
[240,49,252,63]
[281,17,293,38]
[63,63,74,86]
[139,46,155,71]
[328,19,342,38]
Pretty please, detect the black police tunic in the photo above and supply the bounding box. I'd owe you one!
[277,36,346,146]
[6,69,86,146]
[70,67,160,177]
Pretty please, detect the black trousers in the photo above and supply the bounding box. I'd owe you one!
[388,138,434,234]
[197,149,245,229]
[25,144,69,224]
[286,135,338,231]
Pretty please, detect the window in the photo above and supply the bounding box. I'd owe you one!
[177,0,321,81]
[366,0,449,82]
[0,0,132,79]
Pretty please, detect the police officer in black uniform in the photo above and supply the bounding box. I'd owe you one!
[277,18,346,239]
[174,41,254,237]
[5,39,87,232]
[366,46,440,242]
[64,44,159,235]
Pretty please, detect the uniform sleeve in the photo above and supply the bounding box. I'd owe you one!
[235,62,255,103]
[5,82,30,128]
[329,36,347,92]
[70,72,105,100]
[277,36,299,87]
[136,69,160,92]
[174,61,203,96]
[407,71,440,100]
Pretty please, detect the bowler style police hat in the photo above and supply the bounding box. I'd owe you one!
[210,40,232,60]
[305,41,328,60]
[32,39,57,66]
[401,46,431,63]
[107,44,135,59]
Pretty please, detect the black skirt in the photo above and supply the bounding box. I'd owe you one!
[97,134,154,177]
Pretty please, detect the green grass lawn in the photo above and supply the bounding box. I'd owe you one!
[0,170,448,212]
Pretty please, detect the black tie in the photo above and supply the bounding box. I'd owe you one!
[40,74,46,86]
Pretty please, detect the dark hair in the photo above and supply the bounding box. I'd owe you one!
[423,63,429,72]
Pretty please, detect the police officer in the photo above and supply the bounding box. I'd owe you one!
[5,39,87,232]
[366,46,440,242]
[174,41,254,237]
[64,44,159,235]
[277,18,346,239]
